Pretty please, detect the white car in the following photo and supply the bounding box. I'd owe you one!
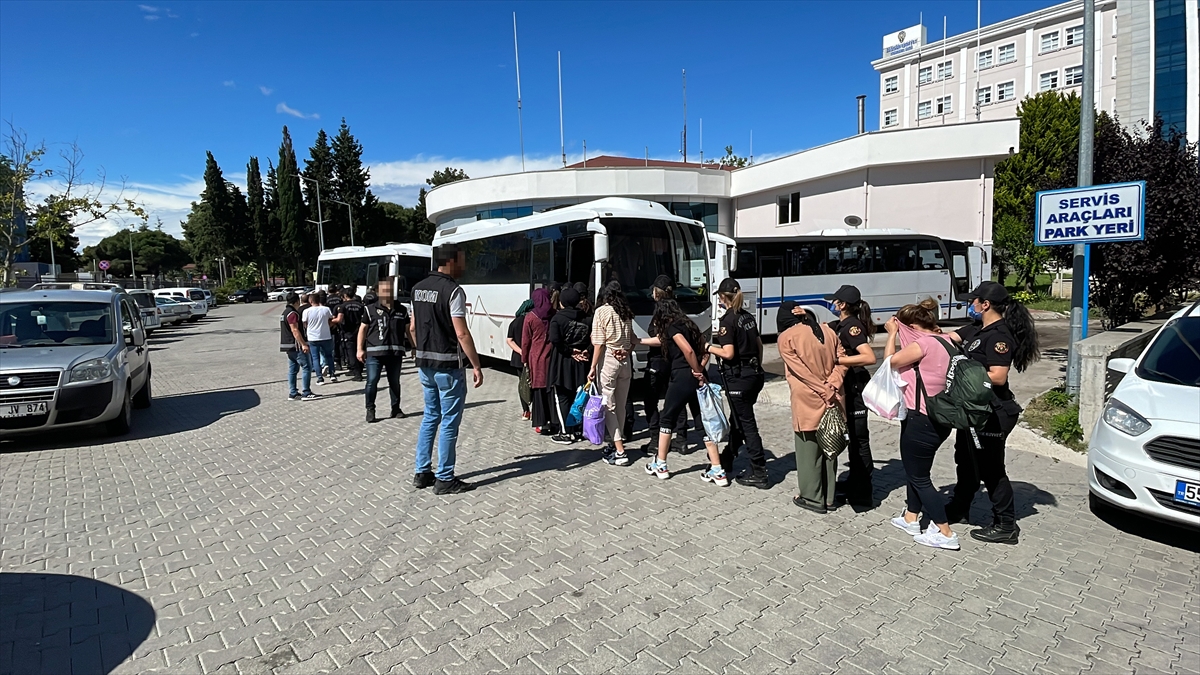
[1088,301,1200,529]
[155,288,208,322]
[154,297,190,325]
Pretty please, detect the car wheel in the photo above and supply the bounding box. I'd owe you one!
[133,367,152,409]
[106,384,133,436]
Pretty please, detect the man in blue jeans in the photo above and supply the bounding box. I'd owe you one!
[281,293,319,401]
[409,244,484,495]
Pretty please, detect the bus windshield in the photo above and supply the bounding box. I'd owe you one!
[318,254,431,299]
[604,218,710,316]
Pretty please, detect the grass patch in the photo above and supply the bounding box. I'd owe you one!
[1024,387,1086,453]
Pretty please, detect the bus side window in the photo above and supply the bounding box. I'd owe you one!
[734,247,757,279]
[916,240,946,270]
[366,263,379,288]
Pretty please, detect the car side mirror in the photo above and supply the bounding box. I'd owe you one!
[1108,357,1135,374]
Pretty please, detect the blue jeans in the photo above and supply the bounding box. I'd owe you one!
[287,351,312,397]
[365,355,403,411]
[416,367,467,482]
[309,339,335,380]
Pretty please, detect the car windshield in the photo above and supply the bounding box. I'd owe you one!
[188,290,205,301]
[130,293,156,310]
[1137,316,1200,387]
[0,302,115,347]
[602,218,711,316]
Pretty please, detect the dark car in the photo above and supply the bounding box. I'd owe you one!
[231,288,268,303]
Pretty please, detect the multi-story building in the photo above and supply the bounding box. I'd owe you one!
[872,0,1198,140]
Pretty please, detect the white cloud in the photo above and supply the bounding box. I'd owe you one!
[258,85,273,96]
[138,4,159,11]
[189,32,199,37]
[276,102,318,120]
[166,11,179,18]
[223,80,236,88]
[144,14,159,21]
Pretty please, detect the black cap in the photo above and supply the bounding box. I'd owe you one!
[717,278,741,294]
[964,281,1010,303]
[559,287,581,308]
[823,284,861,304]
[652,274,674,291]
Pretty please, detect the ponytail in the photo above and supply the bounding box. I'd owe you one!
[845,299,875,342]
[995,298,1040,372]
[895,297,941,332]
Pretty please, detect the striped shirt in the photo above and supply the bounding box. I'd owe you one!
[590,304,634,351]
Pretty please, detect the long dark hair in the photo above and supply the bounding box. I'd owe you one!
[602,281,634,322]
[992,297,1040,372]
[843,299,876,342]
[651,299,701,349]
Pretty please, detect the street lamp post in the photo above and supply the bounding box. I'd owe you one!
[329,199,355,247]
[129,230,136,281]
[296,174,327,252]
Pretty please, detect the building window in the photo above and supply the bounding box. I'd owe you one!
[937,60,954,80]
[1039,70,1059,91]
[884,108,898,126]
[1064,65,1084,86]
[1040,31,1060,53]
[997,43,1016,64]
[936,95,953,115]
[977,49,993,70]
[777,193,801,225]
[1065,25,1084,46]
[884,75,899,94]
[976,86,993,106]
[997,80,1015,101]
[917,100,932,119]
[918,65,933,84]
[1153,0,1190,135]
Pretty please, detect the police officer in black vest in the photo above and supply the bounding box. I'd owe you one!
[327,284,344,369]
[281,292,317,401]
[824,284,878,507]
[705,278,768,488]
[357,278,409,423]
[335,288,366,381]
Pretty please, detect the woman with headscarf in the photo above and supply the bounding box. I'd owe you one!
[547,286,592,444]
[521,288,555,435]
[507,298,535,420]
[777,300,847,514]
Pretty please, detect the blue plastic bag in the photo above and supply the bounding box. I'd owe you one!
[696,382,730,443]
[565,382,591,427]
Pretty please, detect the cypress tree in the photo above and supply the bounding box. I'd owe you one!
[247,157,269,284]
[330,118,369,246]
[303,129,336,248]
[276,126,309,282]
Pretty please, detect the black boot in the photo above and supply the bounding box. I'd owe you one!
[719,448,736,477]
[970,520,1020,544]
[366,408,379,424]
[735,469,770,489]
[944,502,970,525]
[390,407,406,419]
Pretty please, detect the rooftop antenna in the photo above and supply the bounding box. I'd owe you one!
[974,0,982,121]
[645,146,649,166]
[681,69,687,162]
[750,130,753,164]
[558,51,566,167]
[699,118,703,164]
[583,139,587,167]
[513,12,525,172]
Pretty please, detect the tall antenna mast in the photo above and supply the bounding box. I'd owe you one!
[699,118,703,164]
[681,69,687,162]
[750,130,753,164]
[974,0,982,121]
[558,51,566,167]
[513,12,525,172]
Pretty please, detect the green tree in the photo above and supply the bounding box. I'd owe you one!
[303,129,336,249]
[710,145,749,168]
[264,160,284,282]
[330,118,373,248]
[411,167,470,245]
[276,126,309,281]
[993,91,1082,291]
[183,151,234,272]
[88,226,190,278]
[246,156,270,284]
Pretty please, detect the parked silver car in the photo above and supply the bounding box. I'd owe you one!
[0,288,151,437]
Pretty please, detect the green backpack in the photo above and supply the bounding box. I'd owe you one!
[915,337,994,433]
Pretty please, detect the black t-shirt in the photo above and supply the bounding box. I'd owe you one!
[829,317,870,377]
[508,315,525,368]
[715,309,761,364]
[959,320,1015,400]
[663,320,700,372]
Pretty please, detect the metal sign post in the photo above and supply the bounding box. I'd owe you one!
[1066,0,1095,396]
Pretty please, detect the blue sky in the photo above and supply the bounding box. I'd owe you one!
[0,0,1056,246]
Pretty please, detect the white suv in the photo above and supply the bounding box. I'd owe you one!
[1088,301,1200,529]
[155,288,208,322]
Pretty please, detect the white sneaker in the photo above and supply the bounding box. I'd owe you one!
[914,528,961,550]
[890,515,922,536]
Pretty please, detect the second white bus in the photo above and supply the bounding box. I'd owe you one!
[315,243,433,302]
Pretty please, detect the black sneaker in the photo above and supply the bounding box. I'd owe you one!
[970,523,1020,545]
[412,472,435,489]
[433,478,476,495]
[550,433,575,445]
[366,409,379,424]
[390,407,406,419]
[734,471,770,489]
[944,504,970,525]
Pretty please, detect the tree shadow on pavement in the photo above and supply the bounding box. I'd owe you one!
[1088,497,1200,553]
[0,572,155,675]
[459,447,602,488]
[0,388,260,454]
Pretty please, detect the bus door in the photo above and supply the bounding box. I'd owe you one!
[759,256,784,336]
[944,240,972,319]
[531,239,553,291]
[566,236,595,300]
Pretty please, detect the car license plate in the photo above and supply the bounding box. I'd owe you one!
[0,401,49,418]
[1175,480,1200,507]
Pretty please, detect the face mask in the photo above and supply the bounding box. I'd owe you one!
[967,304,984,321]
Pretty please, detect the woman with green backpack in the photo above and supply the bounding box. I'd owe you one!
[883,298,960,551]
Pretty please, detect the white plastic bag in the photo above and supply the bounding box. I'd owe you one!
[863,356,907,421]
[696,382,730,443]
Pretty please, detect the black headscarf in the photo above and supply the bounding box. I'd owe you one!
[777,300,825,343]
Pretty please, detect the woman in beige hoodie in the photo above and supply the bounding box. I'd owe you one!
[777,301,847,513]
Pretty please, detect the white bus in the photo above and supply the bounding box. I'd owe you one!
[315,243,432,302]
[432,198,716,370]
[709,230,988,337]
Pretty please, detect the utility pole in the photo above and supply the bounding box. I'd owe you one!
[681,69,687,162]
[330,199,355,247]
[1066,0,1096,395]
[298,174,327,251]
[129,230,136,280]
[513,13,525,172]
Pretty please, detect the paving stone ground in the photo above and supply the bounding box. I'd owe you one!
[2,302,1197,675]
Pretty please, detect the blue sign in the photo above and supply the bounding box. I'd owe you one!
[1034,181,1146,246]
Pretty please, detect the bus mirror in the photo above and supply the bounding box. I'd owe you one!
[594,233,609,262]
[728,248,738,273]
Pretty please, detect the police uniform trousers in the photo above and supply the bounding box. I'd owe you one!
[720,365,765,476]
[843,368,874,497]
[948,399,1021,525]
[364,354,403,413]
[341,333,363,377]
